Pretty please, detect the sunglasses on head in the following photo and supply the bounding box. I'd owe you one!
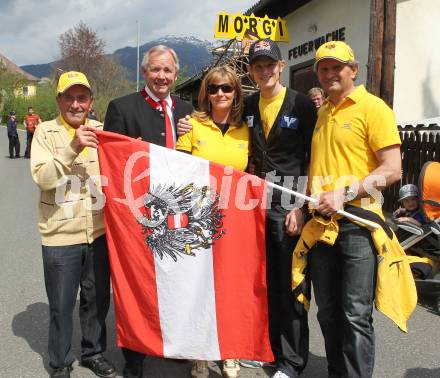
[207,84,234,95]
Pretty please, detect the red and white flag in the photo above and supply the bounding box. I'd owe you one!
[96,130,273,361]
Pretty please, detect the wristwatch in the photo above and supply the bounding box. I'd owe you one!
[344,185,356,202]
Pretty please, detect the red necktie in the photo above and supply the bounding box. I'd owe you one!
[140,89,175,149]
[160,99,174,149]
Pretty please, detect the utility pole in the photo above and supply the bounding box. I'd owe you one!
[136,20,140,92]
[367,0,396,107]
[367,0,384,97]
[381,0,397,108]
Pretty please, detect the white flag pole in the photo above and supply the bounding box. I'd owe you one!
[266,182,380,230]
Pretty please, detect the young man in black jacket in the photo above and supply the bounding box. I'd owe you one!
[244,39,316,378]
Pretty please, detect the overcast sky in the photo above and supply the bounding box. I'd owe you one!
[1,0,257,66]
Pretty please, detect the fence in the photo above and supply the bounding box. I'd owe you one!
[382,124,440,212]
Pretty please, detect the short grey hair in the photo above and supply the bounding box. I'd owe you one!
[141,45,180,71]
[347,60,359,69]
[308,87,324,97]
[347,60,359,80]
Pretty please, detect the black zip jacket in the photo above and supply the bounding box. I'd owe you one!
[244,88,317,205]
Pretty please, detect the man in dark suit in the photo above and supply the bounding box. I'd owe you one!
[104,45,193,378]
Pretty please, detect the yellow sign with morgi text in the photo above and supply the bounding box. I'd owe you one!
[214,12,289,42]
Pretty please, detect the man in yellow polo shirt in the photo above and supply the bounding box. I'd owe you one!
[307,41,402,377]
[31,71,116,378]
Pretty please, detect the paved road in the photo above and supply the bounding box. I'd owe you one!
[0,127,439,378]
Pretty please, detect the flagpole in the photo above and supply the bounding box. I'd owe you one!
[266,182,380,230]
[136,20,140,92]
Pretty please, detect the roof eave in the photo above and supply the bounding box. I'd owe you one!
[245,0,311,18]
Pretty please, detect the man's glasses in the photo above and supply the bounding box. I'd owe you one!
[207,84,234,95]
[59,93,92,104]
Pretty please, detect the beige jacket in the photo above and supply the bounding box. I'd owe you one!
[31,117,105,246]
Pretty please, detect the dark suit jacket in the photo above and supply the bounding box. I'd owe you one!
[104,91,193,146]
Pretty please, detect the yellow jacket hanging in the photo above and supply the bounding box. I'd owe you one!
[292,209,417,332]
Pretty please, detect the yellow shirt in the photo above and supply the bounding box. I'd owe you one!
[60,114,89,157]
[309,85,401,215]
[259,86,286,138]
[176,117,249,172]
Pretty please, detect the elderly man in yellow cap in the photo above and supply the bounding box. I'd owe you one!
[31,71,116,378]
[305,41,402,377]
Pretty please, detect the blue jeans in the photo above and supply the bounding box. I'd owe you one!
[42,235,110,369]
[309,221,377,378]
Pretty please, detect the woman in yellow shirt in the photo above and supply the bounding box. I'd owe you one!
[176,65,249,172]
[176,65,248,378]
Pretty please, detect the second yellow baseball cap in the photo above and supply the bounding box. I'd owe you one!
[57,71,91,94]
[314,41,355,70]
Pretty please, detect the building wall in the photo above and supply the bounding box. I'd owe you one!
[279,0,370,88]
[274,0,440,123]
[394,0,440,124]
[14,83,37,97]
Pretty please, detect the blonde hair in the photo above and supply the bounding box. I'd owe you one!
[192,65,243,125]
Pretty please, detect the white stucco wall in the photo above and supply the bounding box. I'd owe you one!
[278,0,370,87]
[394,0,440,124]
[263,0,439,124]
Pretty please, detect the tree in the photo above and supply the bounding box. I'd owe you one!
[92,56,133,120]
[58,21,105,76]
[173,65,191,91]
[57,21,133,120]
[2,82,58,125]
[0,62,25,91]
[0,62,26,122]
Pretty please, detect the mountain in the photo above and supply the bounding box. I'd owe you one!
[20,35,215,81]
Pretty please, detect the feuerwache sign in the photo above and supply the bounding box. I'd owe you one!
[214,12,289,42]
[288,27,346,60]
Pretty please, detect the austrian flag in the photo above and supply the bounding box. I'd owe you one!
[96,130,273,361]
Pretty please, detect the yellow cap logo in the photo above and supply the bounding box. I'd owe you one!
[57,71,91,94]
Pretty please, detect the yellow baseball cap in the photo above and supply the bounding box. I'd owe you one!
[314,41,355,70]
[57,71,91,94]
